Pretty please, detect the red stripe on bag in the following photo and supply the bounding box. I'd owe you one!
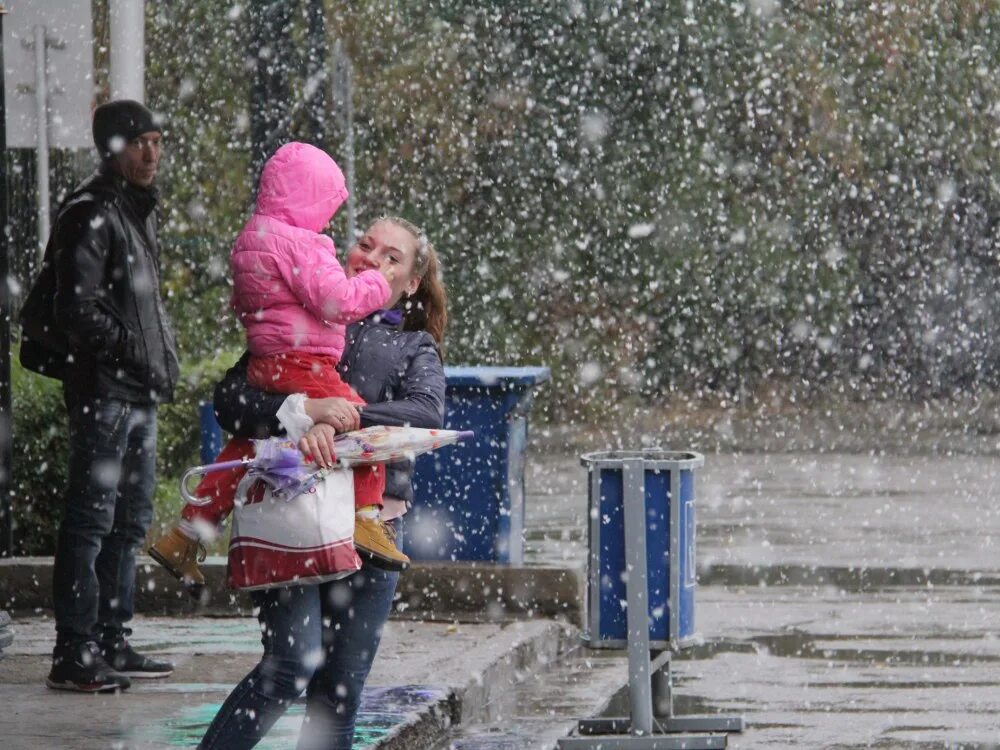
[227,543,361,590]
[229,536,355,553]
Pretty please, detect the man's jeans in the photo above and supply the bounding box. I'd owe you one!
[198,551,400,750]
[52,393,157,644]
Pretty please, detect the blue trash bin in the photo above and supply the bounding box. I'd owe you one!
[581,450,703,649]
[198,401,223,464]
[406,366,550,563]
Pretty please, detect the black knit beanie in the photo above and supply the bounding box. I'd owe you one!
[92,100,164,159]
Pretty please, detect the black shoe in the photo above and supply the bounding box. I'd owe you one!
[101,637,174,679]
[46,640,131,693]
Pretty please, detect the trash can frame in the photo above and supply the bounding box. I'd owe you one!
[561,449,744,749]
[582,450,703,651]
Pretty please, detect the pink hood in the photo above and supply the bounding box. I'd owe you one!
[255,142,349,233]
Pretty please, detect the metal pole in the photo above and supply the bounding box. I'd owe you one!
[669,468,682,646]
[651,651,673,718]
[304,0,327,145]
[32,24,49,261]
[249,1,293,189]
[622,458,653,735]
[586,465,603,643]
[0,4,14,558]
[344,54,355,244]
[109,0,145,101]
[332,39,355,244]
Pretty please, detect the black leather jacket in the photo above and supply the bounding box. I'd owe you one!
[48,168,179,403]
[214,314,446,504]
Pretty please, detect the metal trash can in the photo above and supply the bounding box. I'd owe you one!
[405,366,550,563]
[581,450,703,649]
[561,449,744,748]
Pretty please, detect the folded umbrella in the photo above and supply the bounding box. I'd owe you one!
[181,426,473,506]
[332,425,475,466]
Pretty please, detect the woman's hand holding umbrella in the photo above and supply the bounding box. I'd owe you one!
[299,422,339,468]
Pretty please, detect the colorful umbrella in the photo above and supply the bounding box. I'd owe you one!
[181,426,473,506]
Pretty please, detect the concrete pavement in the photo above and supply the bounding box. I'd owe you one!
[0,615,579,750]
[1,449,998,748]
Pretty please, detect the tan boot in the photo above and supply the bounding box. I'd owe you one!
[354,517,410,571]
[149,528,206,598]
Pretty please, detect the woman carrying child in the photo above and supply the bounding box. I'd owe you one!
[152,142,408,577]
[154,214,447,750]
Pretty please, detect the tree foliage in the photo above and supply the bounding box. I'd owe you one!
[133,0,1000,417]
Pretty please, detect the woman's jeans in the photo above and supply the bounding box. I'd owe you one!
[52,393,157,644]
[199,551,400,750]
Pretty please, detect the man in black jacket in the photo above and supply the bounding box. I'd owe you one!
[41,100,179,692]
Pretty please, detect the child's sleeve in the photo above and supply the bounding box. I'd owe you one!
[279,236,391,325]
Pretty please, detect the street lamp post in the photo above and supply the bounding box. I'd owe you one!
[332,39,355,245]
[0,3,14,558]
[109,0,144,101]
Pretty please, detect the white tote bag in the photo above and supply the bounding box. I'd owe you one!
[227,466,361,590]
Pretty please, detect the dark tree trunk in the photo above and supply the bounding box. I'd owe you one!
[248,0,295,187]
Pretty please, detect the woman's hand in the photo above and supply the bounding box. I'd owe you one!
[299,423,338,469]
[304,397,361,433]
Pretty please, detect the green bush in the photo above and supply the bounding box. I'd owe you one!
[155,350,241,479]
[149,350,241,542]
[10,347,241,555]
[10,351,69,556]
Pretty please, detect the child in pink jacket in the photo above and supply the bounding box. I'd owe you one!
[232,142,388,382]
[235,141,409,568]
[152,143,409,585]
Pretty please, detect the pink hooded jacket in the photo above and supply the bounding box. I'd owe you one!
[231,142,391,358]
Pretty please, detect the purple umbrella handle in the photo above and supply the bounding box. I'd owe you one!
[199,459,248,473]
[457,431,475,440]
[179,458,250,506]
